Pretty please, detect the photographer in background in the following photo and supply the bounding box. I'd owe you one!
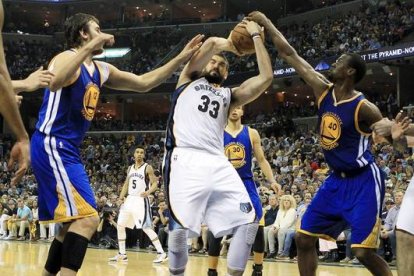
[96,209,118,249]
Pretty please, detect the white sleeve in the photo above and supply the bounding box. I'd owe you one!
[96,61,110,84]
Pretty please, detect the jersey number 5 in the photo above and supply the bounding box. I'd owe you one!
[132,179,137,189]
[198,95,220,119]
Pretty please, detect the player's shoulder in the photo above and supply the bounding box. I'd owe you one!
[247,126,260,140]
[47,50,77,69]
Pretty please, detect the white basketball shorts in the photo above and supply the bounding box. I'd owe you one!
[117,195,152,229]
[163,147,256,238]
[396,177,414,235]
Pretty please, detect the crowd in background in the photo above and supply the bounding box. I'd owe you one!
[3,0,357,34]
[3,2,414,81]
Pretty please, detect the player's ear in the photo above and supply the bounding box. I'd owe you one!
[347,68,356,78]
[79,28,89,42]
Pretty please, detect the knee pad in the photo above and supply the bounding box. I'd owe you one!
[168,228,188,253]
[253,226,264,253]
[44,239,63,274]
[61,232,89,272]
[117,225,126,240]
[207,231,223,257]
[246,223,259,246]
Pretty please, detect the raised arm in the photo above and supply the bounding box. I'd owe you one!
[248,11,330,100]
[49,32,114,91]
[230,21,273,109]
[104,34,204,92]
[177,35,240,87]
[250,127,281,195]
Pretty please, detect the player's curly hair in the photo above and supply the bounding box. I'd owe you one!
[346,53,366,84]
[64,13,99,49]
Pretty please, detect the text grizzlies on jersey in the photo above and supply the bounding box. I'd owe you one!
[194,83,228,107]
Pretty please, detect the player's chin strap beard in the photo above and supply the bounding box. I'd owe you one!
[204,74,224,86]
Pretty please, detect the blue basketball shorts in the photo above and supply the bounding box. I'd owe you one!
[242,179,263,224]
[298,163,385,248]
[31,131,97,223]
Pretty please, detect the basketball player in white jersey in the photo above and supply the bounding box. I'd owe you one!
[109,147,167,263]
[164,20,273,276]
[375,113,414,275]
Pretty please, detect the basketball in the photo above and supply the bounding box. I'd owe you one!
[230,24,264,55]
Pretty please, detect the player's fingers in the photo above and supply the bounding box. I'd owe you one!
[7,156,15,171]
[41,71,55,77]
[11,166,27,186]
[395,111,403,122]
[401,116,411,125]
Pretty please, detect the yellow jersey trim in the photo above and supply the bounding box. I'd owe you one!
[354,99,372,136]
[40,212,98,224]
[317,84,333,109]
[332,90,362,106]
[296,229,336,242]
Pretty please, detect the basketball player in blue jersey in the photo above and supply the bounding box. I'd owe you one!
[30,13,203,276]
[164,20,273,276]
[248,12,392,276]
[207,105,281,276]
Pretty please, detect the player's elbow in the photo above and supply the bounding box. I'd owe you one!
[260,73,273,88]
[279,47,297,59]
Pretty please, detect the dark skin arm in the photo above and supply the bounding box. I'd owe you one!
[359,101,392,143]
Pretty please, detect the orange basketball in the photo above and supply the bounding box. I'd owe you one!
[230,24,265,55]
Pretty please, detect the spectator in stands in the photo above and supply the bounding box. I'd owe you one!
[7,198,32,240]
[268,195,297,259]
[153,201,169,249]
[264,194,279,256]
[380,190,404,264]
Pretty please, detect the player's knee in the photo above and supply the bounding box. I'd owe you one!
[79,216,99,230]
[295,232,317,250]
[168,229,188,253]
[242,223,259,246]
[352,247,371,262]
[61,232,89,272]
[253,226,265,253]
[227,267,244,276]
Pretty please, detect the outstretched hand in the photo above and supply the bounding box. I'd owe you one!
[8,139,30,186]
[23,67,55,92]
[178,34,205,62]
[391,113,411,140]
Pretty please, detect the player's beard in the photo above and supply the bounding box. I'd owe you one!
[204,70,224,85]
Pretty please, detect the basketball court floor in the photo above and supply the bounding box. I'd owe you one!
[0,241,397,275]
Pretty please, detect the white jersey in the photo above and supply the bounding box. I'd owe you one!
[127,163,148,196]
[166,78,232,155]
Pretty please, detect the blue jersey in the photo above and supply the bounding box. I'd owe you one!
[318,86,374,172]
[36,58,105,146]
[224,125,253,179]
